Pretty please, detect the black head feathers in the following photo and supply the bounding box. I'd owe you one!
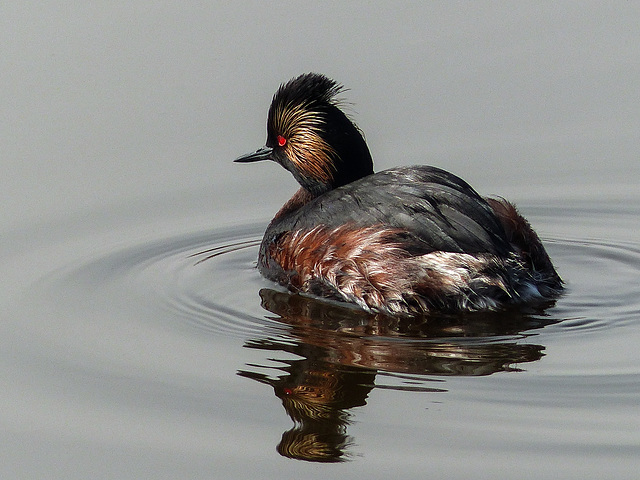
[270,73,344,116]
[235,73,373,196]
[265,73,374,195]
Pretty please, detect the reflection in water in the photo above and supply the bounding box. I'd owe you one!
[239,358,374,462]
[238,289,557,462]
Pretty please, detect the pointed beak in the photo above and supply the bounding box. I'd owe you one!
[234,147,274,163]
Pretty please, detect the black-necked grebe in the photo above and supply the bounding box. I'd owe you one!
[235,73,562,315]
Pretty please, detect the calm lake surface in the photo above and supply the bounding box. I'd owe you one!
[2,3,639,479]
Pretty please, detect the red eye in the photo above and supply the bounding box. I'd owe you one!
[277,135,287,147]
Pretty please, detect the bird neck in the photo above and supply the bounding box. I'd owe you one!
[298,106,374,196]
[271,187,315,222]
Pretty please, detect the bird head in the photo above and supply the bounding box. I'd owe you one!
[235,73,374,196]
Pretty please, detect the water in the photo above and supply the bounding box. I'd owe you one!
[4,197,640,477]
[2,3,640,479]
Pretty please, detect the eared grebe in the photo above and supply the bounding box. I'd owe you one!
[235,73,562,315]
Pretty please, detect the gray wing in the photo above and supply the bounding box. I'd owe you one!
[279,165,512,256]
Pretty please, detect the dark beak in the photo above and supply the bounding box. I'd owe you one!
[234,147,274,163]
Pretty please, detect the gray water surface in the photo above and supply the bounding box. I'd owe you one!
[2,3,640,479]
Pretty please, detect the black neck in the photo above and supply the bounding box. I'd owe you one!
[322,105,374,191]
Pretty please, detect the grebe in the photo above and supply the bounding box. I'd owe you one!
[235,73,562,315]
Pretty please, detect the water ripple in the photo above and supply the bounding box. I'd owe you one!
[549,238,640,333]
[13,208,640,471]
[42,222,640,344]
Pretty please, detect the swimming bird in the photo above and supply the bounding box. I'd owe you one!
[235,73,562,315]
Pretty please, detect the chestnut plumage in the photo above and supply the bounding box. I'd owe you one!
[235,73,562,315]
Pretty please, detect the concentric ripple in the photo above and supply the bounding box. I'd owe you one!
[546,238,640,332]
[39,223,282,340]
[10,207,640,472]
[38,216,640,349]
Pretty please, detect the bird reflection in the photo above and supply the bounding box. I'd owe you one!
[239,356,373,462]
[238,288,556,462]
